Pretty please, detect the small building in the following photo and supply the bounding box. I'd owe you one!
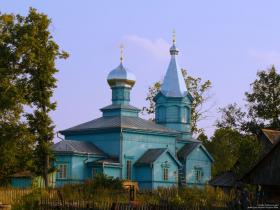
[257,129,280,155]
[242,139,280,203]
[208,171,237,191]
[10,171,56,188]
[12,36,214,189]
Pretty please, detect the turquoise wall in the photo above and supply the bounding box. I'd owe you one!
[152,152,179,189]
[185,146,212,186]
[65,132,120,157]
[111,86,131,105]
[11,178,32,188]
[102,109,138,117]
[122,131,175,180]
[54,153,100,186]
[154,93,192,134]
[135,166,152,189]
[103,166,122,178]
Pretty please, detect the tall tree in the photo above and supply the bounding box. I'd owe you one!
[216,103,246,132]
[0,8,68,187]
[245,66,280,131]
[143,69,212,134]
[0,14,35,183]
[206,128,261,177]
[217,66,280,134]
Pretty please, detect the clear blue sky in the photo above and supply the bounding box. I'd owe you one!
[1,1,280,138]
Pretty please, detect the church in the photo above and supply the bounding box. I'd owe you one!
[52,36,214,189]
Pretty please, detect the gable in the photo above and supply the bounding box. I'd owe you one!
[135,148,181,167]
[155,150,181,167]
[186,144,214,162]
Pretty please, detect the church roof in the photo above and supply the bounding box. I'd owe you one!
[52,140,106,156]
[177,142,200,159]
[100,104,140,111]
[135,148,167,166]
[107,63,135,82]
[160,40,187,97]
[135,148,181,166]
[107,61,136,88]
[177,142,214,162]
[60,116,177,135]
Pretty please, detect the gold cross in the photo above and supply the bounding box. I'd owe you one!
[172,29,176,44]
[120,44,124,63]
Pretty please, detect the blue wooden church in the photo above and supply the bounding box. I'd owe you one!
[52,37,214,189]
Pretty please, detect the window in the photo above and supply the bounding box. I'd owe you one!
[194,167,203,183]
[92,168,97,178]
[181,107,187,123]
[173,171,178,182]
[157,106,166,122]
[166,106,179,122]
[185,107,191,123]
[163,168,169,181]
[126,160,132,180]
[58,164,67,179]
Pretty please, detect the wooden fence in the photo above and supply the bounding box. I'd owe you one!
[38,199,232,210]
[0,188,32,205]
[0,188,236,210]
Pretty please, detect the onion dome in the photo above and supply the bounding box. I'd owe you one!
[107,45,136,88]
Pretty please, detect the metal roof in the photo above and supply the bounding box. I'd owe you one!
[135,148,181,166]
[135,148,167,166]
[60,116,177,135]
[209,171,237,187]
[160,42,187,98]
[52,140,106,156]
[177,137,201,143]
[107,63,136,88]
[10,171,34,178]
[100,104,140,111]
[177,142,200,159]
[88,157,120,165]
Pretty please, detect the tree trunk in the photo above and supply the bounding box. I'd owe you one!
[44,153,49,188]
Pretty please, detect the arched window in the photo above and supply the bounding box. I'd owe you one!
[186,107,191,123]
[157,106,166,122]
[166,106,179,122]
[181,107,187,123]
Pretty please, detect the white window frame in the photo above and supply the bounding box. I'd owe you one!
[163,168,169,181]
[126,160,132,180]
[194,167,203,183]
[57,164,67,179]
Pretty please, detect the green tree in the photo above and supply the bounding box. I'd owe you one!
[143,69,212,134]
[0,14,35,183]
[245,66,280,131]
[216,66,280,134]
[0,8,68,187]
[197,132,209,146]
[206,128,261,177]
[216,103,246,132]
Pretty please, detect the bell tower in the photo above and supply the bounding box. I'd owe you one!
[154,33,193,135]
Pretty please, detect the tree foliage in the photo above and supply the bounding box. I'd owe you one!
[211,66,280,178]
[143,69,212,134]
[245,66,280,130]
[0,8,68,186]
[216,103,246,132]
[217,66,280,134]
[205,128,262,178]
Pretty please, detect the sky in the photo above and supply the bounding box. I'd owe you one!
[1,1,280,139]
